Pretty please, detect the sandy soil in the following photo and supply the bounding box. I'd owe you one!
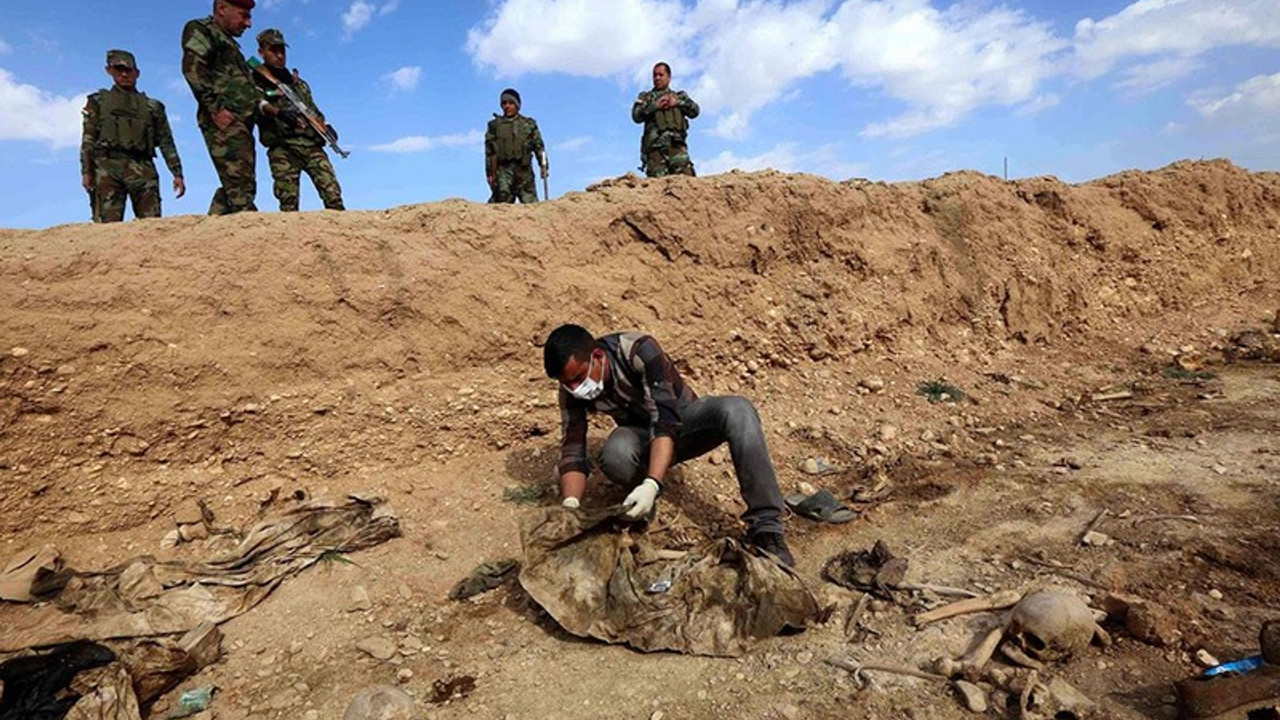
[1,159,1279,719]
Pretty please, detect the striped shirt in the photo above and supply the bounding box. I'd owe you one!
[557,332,697,476]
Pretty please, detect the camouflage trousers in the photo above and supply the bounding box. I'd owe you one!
[92,156,161,223]
[199,119,257,215]
[644,139,696,178]
[267,144,344,212]
[489,162,538,204]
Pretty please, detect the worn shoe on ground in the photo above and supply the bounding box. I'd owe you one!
[747,531,795,568]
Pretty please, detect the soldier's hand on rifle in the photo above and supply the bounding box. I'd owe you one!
[278,107,304,129]
[213,108,235,129]
[173,177,186,199]
[82,174,93,192]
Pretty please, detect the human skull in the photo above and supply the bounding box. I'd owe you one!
[1007,591,1099,664]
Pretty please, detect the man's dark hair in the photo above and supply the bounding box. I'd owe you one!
[654,62,672,75]
[544,324,595,378]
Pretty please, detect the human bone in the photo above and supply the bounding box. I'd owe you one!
[1006,590,1100,664]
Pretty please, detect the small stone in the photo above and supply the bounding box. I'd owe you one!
[954,680,988,713]
[794,481,818,496]
[795,650,813,665]
[304,712,320,720]
[343,685,415,720]
[179,522,209,542]
[859,377,885,392]
[1194,649,1220,668]
[355,637,397,661]
[801,457,835,475]
[396,668,414,684]
[878,424,898,442]
[650,712,665,720]
[775,705,801,720]
[160,529,181,549]
[10,347,29,357]
[173,501,205,526]
[1082,530,1111,547]
[1208,589,1224,601]
[349,586,373,612]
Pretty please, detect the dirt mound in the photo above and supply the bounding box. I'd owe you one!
[2,160,1279,719]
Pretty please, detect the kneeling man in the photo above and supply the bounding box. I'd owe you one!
[543,324,793,566]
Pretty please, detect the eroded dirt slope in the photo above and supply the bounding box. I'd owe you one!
[1,160,1278,719]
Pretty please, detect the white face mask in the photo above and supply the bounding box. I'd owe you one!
[567,354,605,401]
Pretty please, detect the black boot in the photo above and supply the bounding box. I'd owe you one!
[746,530,794,568]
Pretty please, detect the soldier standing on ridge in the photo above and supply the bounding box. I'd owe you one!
[632,62,699,178]
[80,50,185,223]
[485,88,548,204]
[182,0,293,215]
[253,28,345,212]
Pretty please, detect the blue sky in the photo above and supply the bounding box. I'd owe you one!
[1,0,1278,228]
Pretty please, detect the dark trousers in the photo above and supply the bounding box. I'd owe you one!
[600,396,785,534]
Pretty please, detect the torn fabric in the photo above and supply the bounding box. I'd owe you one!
[0,494,400,653]
[519,507,827,657]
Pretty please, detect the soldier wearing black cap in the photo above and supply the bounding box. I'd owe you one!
[80,49,185,222]
[253,28,344,212]
[484,88,548,204]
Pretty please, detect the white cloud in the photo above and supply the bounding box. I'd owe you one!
[1074,0,1280,79]
[699,141,865,178]
[466,0,691,80]
[554,135,592,153]
[383,66,421,92]
[367,129,483,153]
[0,68,85,148]
[1189,72,1280,119]
[1016,93,1060,116]
[1113,56,1203,94]
[342,0,400,39]
[468,0,1066,139]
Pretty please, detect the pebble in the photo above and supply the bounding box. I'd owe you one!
[859,377,885,391]
[1208,589,1224,601]
[396,668,414,683]
[878,424,898,442]
[650,712,665,720]
[1194,649,1220,668]
[348,586,373,612]
[1082,531,1112,547]
[954,680,988,713]
[10,347,29,357]
[355,637,397,661]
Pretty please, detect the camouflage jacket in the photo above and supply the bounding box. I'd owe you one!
[80,87,183,178]
[485,114,545,171]
[631,88,699,153]
[181,16,263,125]
[253,66,326,149]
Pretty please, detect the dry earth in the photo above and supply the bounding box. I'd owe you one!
[2,160,1279,719]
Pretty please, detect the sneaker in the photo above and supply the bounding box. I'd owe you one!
[746,531,795,568]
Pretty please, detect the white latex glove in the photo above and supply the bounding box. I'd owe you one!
[622,478,661,519]
[561,496,580,510]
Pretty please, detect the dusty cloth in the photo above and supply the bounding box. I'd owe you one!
[64,664,143,720]
[519,507,826,657]
[821,540,907,601]
[449,559,519,601]
[0,545,69,602]
[0,494,400,653]
[0,641,117,720]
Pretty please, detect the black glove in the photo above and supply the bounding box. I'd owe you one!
[325,123,339,142]
[277,107,304,129]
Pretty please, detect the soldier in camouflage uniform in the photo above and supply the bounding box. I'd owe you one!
[80,50,185,223]
[632,62,700,178]
[182,0,288,215]
[485,88,548,204]
[253,29,344,212]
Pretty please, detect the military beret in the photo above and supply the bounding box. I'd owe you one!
[105,49,136,69]
[257,28,287,47]
[500,88,521,109]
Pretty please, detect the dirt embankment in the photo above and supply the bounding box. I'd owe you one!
[1,160,1278,719]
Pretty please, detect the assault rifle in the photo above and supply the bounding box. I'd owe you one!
[247,57,349,159]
